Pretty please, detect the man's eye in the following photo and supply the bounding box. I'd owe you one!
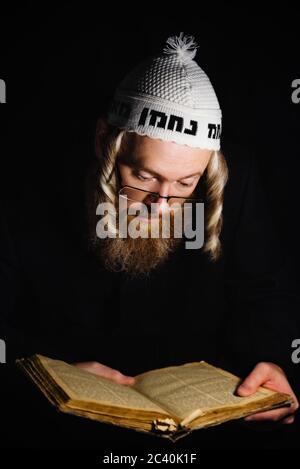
[178,181,193,187]
[137,175,154,182]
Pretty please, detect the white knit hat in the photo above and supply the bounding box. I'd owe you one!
[107,32,222,150]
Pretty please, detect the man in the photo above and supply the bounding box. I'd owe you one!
[78,32,299,422]
[0,33,299,449]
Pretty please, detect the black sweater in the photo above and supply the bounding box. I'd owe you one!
[0,142,299,450]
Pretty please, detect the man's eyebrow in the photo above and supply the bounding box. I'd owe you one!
[134,165,203,180]
[179,171,203,179]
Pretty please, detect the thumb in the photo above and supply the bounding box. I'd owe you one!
[237,380,255,397]
[237,363,272,397]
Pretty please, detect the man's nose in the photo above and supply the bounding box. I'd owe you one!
[157,183,170,198]
[153,183,171,210]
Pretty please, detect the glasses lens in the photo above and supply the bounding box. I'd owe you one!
[119,187,202,206]
[119,186,153,203]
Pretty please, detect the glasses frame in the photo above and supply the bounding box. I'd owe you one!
[118,185,203,204]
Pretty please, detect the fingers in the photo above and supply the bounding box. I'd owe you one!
[282,416,295,424]
[245,408,293,423]
[96,364,135,385]
[75,362,135,385]
[238,363,299,408]
[245,410,295,424]
[237,362,299,425]
[237,362,277,397]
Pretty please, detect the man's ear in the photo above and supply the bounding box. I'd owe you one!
[95,117,109,157]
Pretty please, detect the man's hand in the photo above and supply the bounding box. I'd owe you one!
[74,362,135,386]
[237,362,299,424]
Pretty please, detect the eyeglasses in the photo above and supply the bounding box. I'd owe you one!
[118,185,203,206]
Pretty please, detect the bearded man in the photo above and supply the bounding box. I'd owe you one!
[0,33,299,449]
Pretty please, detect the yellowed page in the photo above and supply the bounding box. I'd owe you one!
[38,355,166,414]
[134,361,284,422]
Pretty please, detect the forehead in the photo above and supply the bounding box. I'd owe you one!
[120,134,211,178]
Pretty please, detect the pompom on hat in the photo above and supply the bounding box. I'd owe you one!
[107,32,222,151]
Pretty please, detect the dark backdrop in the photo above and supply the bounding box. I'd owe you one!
[1,4,299,280]
[0,2,299,455]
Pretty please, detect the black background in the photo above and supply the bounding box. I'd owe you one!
[1,3,299,279]
[0,2,299,455]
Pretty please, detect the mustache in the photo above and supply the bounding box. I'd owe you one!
[122,210,183,239]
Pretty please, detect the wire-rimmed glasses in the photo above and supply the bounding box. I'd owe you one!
[118,185,203,206]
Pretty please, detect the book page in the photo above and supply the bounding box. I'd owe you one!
[38,355,166,413]
[134,362,278,421]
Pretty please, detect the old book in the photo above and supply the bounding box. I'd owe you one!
[17,354,292,441]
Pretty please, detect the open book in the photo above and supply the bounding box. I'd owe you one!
[17,355,292,441]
